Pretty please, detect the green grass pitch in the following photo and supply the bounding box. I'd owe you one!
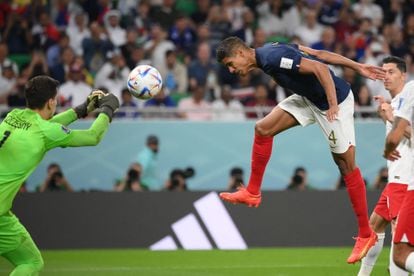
[0,247,392,276]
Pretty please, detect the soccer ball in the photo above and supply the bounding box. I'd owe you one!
[127,65,163,100]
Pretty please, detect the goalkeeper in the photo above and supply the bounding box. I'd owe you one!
[0,75,119,275]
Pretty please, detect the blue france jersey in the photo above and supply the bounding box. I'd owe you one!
[255,43,350,110]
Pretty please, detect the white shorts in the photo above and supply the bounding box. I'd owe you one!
[278,91,355,154]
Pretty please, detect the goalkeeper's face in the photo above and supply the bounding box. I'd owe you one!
[46,95,58,119]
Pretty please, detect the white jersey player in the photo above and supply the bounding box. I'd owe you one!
[359,56,412,276]
[383,75,414,273]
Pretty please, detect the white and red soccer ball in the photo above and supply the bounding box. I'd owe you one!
[127,65,163,100]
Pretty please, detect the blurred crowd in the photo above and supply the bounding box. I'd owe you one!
[0,0,413,120]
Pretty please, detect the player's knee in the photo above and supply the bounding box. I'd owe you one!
[393,244,407,269]
[254,122,272,137]
[35,256,44,272]
[30,254,44,272]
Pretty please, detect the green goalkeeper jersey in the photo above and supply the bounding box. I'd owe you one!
[0,108,110,216]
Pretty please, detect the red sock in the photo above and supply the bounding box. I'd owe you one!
[246,134,273,195]
[343,167,371,238]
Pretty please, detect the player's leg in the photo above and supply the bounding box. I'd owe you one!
[311,91,374,262]
[248,106,299,194]
[389,219,410,276]
[219,105,299,206]
[0,213,44,275]
[393,190,414,272]
[358,212,388,276]
[2,234,44,276]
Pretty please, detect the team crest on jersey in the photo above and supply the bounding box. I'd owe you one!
[61,126,71,134]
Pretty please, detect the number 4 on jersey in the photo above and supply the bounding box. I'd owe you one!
[0,131,11,148]
[328,130,337,144]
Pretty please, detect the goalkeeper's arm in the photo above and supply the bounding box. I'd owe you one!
[65,113,110,147]
[64,93,120,147]
[49,90,106,126]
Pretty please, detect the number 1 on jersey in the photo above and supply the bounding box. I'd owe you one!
[0,131,11,148]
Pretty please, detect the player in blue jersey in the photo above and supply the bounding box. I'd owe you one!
[216,36,385,263]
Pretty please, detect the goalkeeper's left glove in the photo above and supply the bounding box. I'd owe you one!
[73,89,106,118]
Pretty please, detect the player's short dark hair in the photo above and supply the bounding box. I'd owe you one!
[382,56,406,73]
[25,75,59,109]
[216,36,249,63]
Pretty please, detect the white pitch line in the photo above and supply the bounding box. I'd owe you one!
[0,262,389,273]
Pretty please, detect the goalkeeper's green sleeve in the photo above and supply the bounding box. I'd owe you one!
[65,113,110,147]
[49,109,78,126]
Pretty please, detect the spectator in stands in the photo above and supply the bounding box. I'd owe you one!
[227,167,244,191]
[164,167,195,191]
[58,63,93,109]
[129,0,153,37]
[39,163,74,192]
[206,5,231,52]
[245,84,277,119]
[349,17,375,61]
[115,88,139,119]
[389,25,410,58]
[286,167,312,191]
[317,0,343,26]
[294,9,324,47]
[26,50,49,78]
[159,49,188,95]
[144,87,177,118]
[150,0,180,31]
[82,21,114,74]
[250,28,267,49]
[191,0,210,26]
[178,84,212,121]
[114,162,143,192]
[50,46,75,84]
[188,42,219,92]
[46,32,70,69]
[31,10,60,51]
[256,0,287,38]
[94,48,130,99]
[2,11,32,54]
[232,8,255,47]
[351,0,383,30]
[0,60,17,104]
[372,167,388,190]
[168,14,197,59]
[136,135,160,190]
[211,85,245,121]
[311,26,337,52]
[143,24,175,75]
[0,43,18,76]
[355,84,374,118]
[104,10,126,48]
[67,11,90,56]
[6,71,26,109]
[120,28,141,70]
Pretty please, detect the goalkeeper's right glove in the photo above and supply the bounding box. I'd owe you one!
[98,93,120,121]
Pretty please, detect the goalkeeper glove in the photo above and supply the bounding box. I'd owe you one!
[73,89,106,118]
[98,93,120,121]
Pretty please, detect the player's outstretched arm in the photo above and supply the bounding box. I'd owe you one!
[298,45,385,80]
[50,90,106,125]
[65,93,120,147]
